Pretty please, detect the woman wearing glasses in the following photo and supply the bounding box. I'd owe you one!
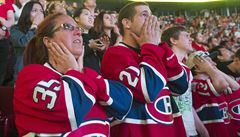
[10,1,44,83]
[14,13,132,137]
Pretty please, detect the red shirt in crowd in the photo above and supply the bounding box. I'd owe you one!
[0,0,14,38]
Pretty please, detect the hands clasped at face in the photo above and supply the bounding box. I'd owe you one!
[131,15,161,47]
[89,39,107,51]
[193,56,216,73]
[32,12,44,26]
[47,42,84,74]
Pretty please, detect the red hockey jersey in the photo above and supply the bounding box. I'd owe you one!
[14,63,132,136]
[226,80,240,137]
[101,42,188,137]
[192,78,230,137]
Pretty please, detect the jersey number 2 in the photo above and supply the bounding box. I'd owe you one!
[119,71,139,87]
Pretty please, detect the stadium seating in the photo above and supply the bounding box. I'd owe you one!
[0,86,18,137]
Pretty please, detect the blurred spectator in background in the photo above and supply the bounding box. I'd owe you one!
[174,14,185,25]
[46,1,66,15]
[0,0,15,85]
[109,10,118,24]
[37,0,46,11]
[191,32,208,52]
[210,44,235,65]
[207,36,219,51]
[109,10,122,45]
[82,0,97,17]
[12,0,30,24]
[10,1,44,82]
[216,48,240,81]
[91,10,121,50]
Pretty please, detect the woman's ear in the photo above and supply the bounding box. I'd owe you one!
[43,37,52,48]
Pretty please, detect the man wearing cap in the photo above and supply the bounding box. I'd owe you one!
[187,50,239,137]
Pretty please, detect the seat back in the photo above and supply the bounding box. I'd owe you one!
[0,86,14,115]
[0,86,18,137]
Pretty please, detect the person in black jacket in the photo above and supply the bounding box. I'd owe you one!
[74,7,105,74]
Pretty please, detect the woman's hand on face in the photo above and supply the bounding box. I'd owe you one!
[77,46,84,73]
[47,42,79,74]
[32,12,44,26]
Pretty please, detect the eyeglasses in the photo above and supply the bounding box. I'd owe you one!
[52,23,83,33]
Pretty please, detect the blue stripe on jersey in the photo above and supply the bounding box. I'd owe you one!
[125,100,150,119]
[125,98,173,124]
[167,70,188,95]
[62,76,94,126]
[140,62,167,102]
[104,80,133,120]
[197,105,224,123]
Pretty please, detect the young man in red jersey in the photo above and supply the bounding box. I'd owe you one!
[161,26,210,137]
[101,2,188,137]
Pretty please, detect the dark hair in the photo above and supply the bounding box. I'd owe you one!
[190,32,200,41]
[118,2,149,35]
[14,0,22,8]
[108,10,117,15]
[161,25,187,47]
[93,11,108,34]
[207,36,214,44]
[46,2,55,15]
[81,0,88,7]
[46,1,61,15]
[191,67,197,76]
[24,13,66,66]
[73,7,90,19]
[18,1,44,32]
[91,10,118,46]
[219,40,230,48]
[209,45,223,56]
[235,48,240,59]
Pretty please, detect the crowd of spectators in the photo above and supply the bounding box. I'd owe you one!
[1,0,240,137]
[1,0,240,86]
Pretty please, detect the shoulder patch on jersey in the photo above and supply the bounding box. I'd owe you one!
[145,95,173,124]
[229,98,240,121]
